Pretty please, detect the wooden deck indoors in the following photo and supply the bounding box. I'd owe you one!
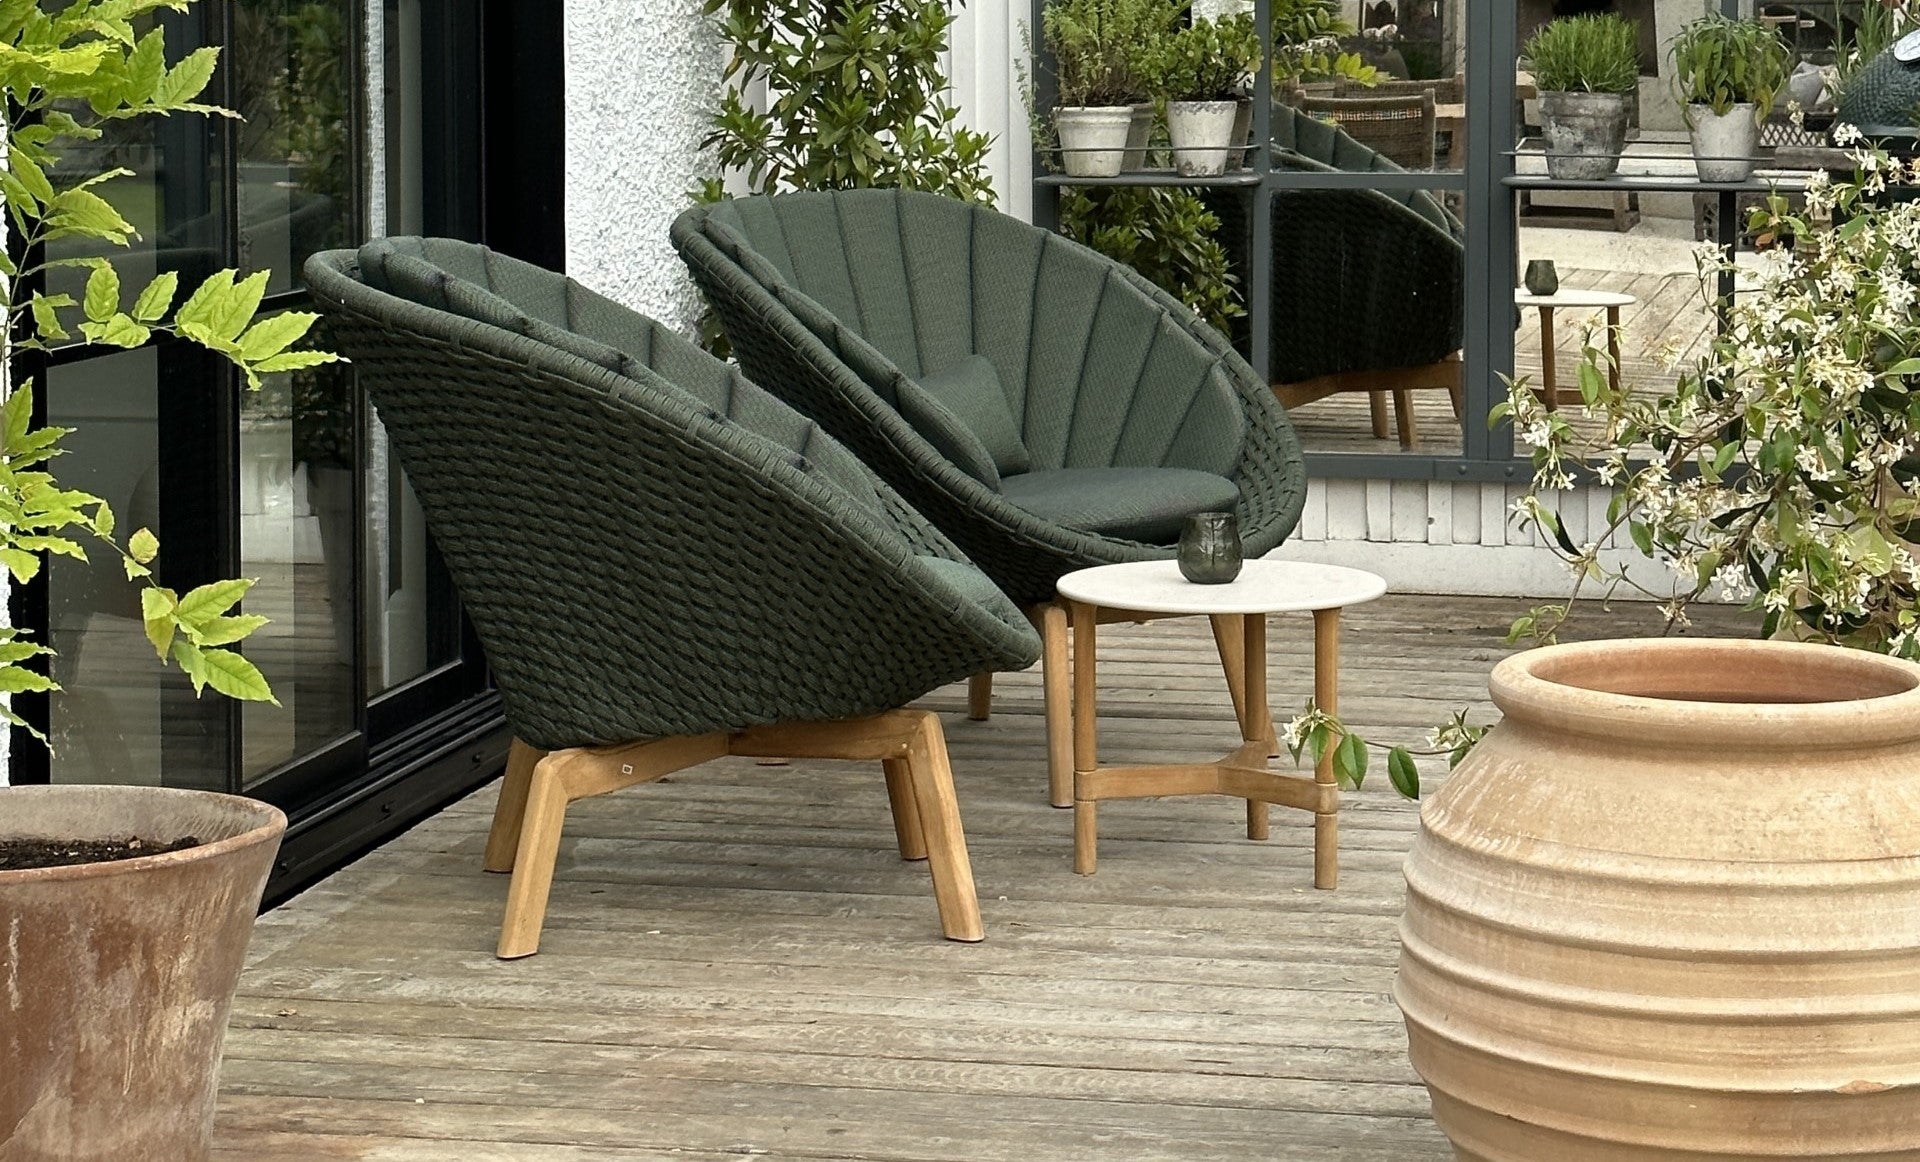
[212,593,1751,1160]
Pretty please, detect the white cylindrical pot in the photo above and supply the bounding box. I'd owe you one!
[1055,106,1134,178]
[1192,0,1254,18]
[1689,103,1760,183]
[1167,100,1240,176]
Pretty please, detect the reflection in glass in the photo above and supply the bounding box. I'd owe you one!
[1271,0,1466,171]
[232,0,355,295]
[240,330,358,782]
[1262,170,1466,455]
[47,351,227,789]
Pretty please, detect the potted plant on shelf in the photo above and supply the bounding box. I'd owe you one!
[1152,11,1263,176]
[1039,0,1170,177]
[0,3,338,1158]
[1525,13,1641,179]
[1670,14,1789,182]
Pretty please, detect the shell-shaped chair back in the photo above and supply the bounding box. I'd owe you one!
[305,238,1038,751]
[672,190,1307,606]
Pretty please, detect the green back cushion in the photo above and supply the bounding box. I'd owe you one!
[894,378,1002,489]
[358,237,883,512]
[911,355,1030,475]
[699,193,1249,479]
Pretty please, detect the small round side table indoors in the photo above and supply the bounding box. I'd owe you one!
[1055,559,1387,887]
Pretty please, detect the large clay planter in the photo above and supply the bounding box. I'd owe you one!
[1538,90,1631,180]
[1398,638,1920,1160]
[0,786,286,1161]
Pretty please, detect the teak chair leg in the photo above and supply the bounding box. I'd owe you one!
[1392,388,1418,449]
[495,711,985,960]
[967,672,993,721]
[1034,602,1073,809]
[1368,391,1390,439]
[484,739,545,873]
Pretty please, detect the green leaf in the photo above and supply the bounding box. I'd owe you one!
[128,526,159,564]
[193,646,277,704]
[141,586,177,659]
[171,638,210,694]
[0,667,57,695]
[47,188,133,242]
[1333,731,1367,790]
[174,577,253,630]
[185,613,269,647]
[4,381,33,449]
[250,350,340,375]
[155,45,220,108]
[1387,746,1420,800]
[1629,520,1654,557]
[79,313,150,348]
[82,260,119,323]
[130,270,177,322]
[29,293,72,340]
[0,549,40,582]
[237,311,318,362]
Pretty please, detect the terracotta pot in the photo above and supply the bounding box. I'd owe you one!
[1,786,286,1161]
[1397,638,1920,1159]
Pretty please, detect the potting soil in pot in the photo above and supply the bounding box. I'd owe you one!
[0,835,200,871]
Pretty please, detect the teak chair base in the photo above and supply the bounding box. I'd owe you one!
[1273,354,1464,450]
[482,709,981,959]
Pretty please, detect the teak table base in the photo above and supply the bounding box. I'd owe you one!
[1067,602,1343,888]
[483,709,980,959]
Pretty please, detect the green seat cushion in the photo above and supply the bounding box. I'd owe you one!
[999,467,1241,544]
[900,355,1030,480]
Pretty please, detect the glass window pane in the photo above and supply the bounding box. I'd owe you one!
[1272,0,1467,172]
[364,409,461,695]
[239,324,358,782]
[231,0,356,295]
[46,350,228,789]
[1269,184,1467,455]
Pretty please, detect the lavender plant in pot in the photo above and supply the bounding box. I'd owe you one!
[1670,14,1789,182]
[1152,11,1263,176]
[0,3,338,1157]
[1526,13,1641,179]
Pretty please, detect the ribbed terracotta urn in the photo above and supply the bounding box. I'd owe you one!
[1398,638,1920,1159]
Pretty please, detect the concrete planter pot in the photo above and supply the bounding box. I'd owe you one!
[1538,90,1631,180]
[1167,99,1240,176]
[1,786,286,1161]
[1688,103,1760,183]
[1398,638,1920,1159]
[1055,106,1134,178]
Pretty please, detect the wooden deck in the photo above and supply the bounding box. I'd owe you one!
[213,594,1752,1160]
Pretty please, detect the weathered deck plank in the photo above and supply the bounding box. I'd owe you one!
[214,593,1753,1160]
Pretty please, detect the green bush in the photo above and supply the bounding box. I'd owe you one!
[700,0,993,203]
[1057,186,1243,336]
[1525,14,1640,95]
[1145,13,1263,103]
[1670,14,1789,116]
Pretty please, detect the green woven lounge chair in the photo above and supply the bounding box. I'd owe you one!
[1265,103,1467,449]
[306,237,1041,958]
[671,189,1308,806]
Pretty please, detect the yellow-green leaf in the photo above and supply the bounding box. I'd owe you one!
[130,270,177,322]
[0,548,40,582]
[128,525,159,564]
[141,585,177,659]
[174,576,253,628]
[82,261,119,323]
[185,613,268,647]
[194,646,276,704]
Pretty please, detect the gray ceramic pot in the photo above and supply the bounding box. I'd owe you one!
[1538,90,1631,180]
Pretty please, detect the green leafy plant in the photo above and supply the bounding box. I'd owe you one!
[1270,0,1380,88]
[1057,185,1242,334]
[0,0,344,732]
[1039,0,1177,107]
[1525,14,1641,95]
[1670,14,1790,116]
[1831,0,1907,102]
[700,0,993,203]
[1147,12,1263,103]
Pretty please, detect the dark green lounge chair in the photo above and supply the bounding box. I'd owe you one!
[306,237,1041,958]
[672,189,1308,805]
[1265,103,1467,449]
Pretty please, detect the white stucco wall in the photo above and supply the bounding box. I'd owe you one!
[562,0,720,332]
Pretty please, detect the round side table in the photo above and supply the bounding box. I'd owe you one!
[1514,288,1635,410]
[1055,559,1387,887]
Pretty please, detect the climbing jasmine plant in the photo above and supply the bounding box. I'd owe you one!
[1285,138,1920,799]
[1,0,342,734]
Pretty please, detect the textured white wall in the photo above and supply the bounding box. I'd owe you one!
[563,0,720,332]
